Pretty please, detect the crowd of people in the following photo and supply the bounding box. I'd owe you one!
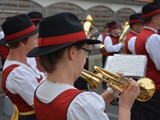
[0,1,159,120]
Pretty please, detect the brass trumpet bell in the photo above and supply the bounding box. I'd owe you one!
[136,78,155,101]
[81,15,94,38]
[99,43,105,51]
[81,66,155,102]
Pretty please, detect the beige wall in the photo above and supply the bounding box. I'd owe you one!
[0,0,144,32]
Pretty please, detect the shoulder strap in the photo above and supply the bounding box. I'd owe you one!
[2,64,20,93]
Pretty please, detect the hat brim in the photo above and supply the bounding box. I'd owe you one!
[27,39,100,57]
[0,29,38,45]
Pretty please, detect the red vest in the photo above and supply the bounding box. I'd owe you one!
[101,34,119,56]
[0,45,9,59]
[34,89,83,120]
[135,28,160,90]
[1,64,34,112]
[124,31,137,54]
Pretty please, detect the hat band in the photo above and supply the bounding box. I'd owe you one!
[31,18,42,22]
[38,31,87,47]
[142,9,160,18]
[129,20,141,24]
[5,25,36,41]
[109,24,118,29]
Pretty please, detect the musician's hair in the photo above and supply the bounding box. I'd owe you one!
[143,17,152,24]
[39,42,85,73]
[8,37,28,49]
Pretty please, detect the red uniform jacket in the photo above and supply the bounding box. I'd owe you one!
[0,45,9,59]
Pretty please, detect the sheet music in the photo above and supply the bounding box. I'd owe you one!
[104,54,147,78]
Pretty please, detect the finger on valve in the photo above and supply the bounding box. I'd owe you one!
[119,79,140,109]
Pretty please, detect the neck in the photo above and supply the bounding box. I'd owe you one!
[46,61,75,86]
[7,48,28,64]
[130,29,138,35]
[145,22,158,30]
[110,33,118,37]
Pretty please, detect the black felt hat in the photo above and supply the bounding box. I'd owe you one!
[27,12,100,57]
[108,21,119,29]
[129,13,143,24]
[0,14,37,45]
[28,11,43,22]
[104,22,110,28]
[142,2,160,20]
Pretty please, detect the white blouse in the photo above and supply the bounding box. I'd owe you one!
[36,80,110,120]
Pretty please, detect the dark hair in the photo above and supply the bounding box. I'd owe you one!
[143,17,153,24]
[130,22,139,28]
[39,42,85,73]
[8,37,28,48]
[129,23,134,29]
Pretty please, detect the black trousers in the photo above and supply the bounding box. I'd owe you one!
[102,55,107,67]
[102,55,107,87]
[19,114,36,120]
[131,91,160,120]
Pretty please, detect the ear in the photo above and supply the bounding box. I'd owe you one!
[152,16,156,23]
[19,41,25,47]
[67,46,75,60]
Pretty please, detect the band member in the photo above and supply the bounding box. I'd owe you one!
[97,22,109,67]
[97,23,109,89]
[1,14,45,120]
[28,11,43,27]
[27,12,139,120]
[103,21,123,56]
[124,14,143,54]
[133,2,160,120]
[100,21,123,89]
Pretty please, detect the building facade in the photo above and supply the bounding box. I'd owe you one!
[0,0,148,32]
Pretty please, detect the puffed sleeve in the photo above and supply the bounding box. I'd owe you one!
[67,91,110,120]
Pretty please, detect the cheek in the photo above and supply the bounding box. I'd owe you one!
[77,54,86,70]
[31,39,38,48]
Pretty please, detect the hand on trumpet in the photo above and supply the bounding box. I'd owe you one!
[119,42,126,54]
[106,72,123,98]
[118,79,140,120]
[119,78,140,110]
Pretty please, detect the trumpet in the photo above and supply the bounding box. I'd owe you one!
[81,66,155,102]
[81,15,96,38]
[119,19,130,54]
[119,19,130,43]
[99,43,105,51]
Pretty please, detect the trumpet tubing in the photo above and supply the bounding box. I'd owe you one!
[81,66,155,102]
[119,19,130,43]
